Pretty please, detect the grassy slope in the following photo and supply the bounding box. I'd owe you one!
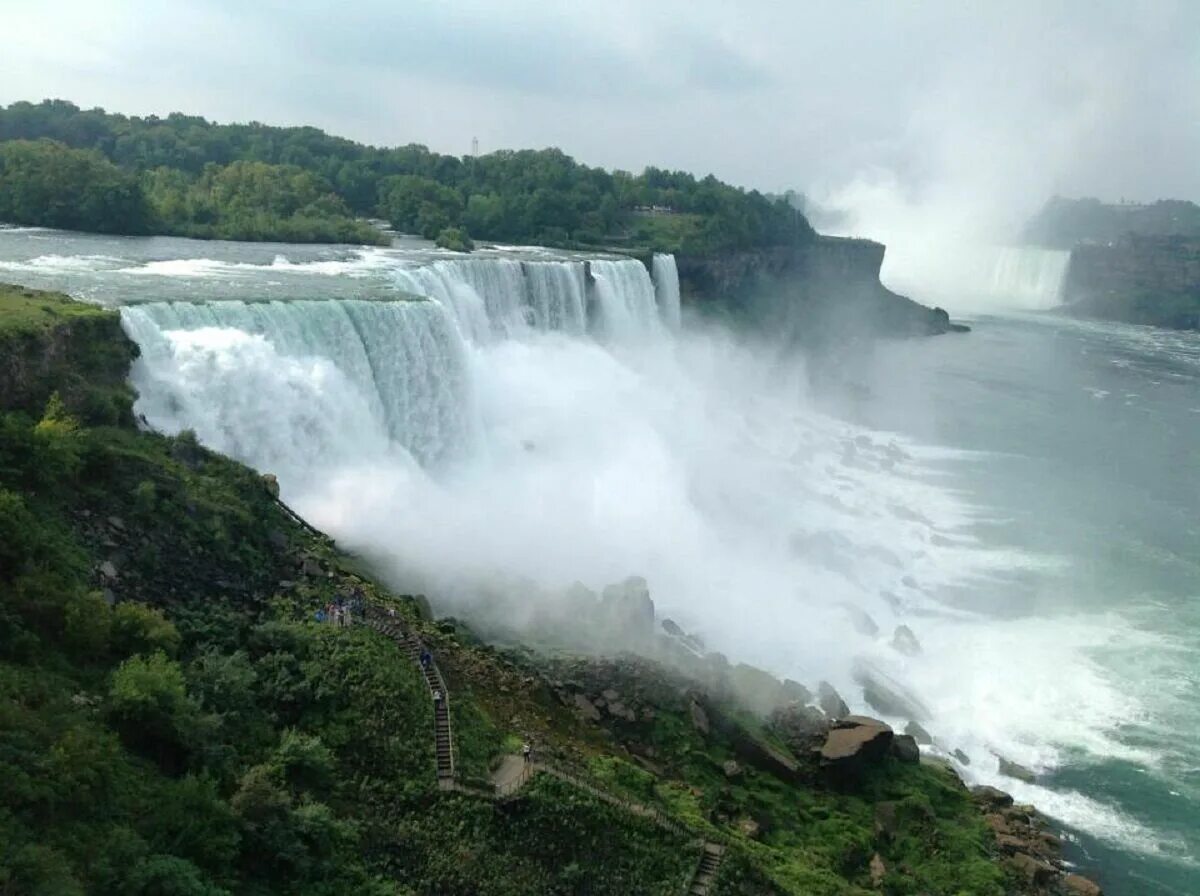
[0,284,1012,896]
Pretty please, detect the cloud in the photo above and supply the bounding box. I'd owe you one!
[0,0,1196,211]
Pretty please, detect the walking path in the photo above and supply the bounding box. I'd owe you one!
[363,607,725,892]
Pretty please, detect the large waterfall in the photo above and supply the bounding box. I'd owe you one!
[122,254,680,479]
[986,247,1070,308]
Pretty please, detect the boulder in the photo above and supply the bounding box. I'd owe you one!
[843,603,880,636]
[890,733,920,763]
[819,716,893,768]
[781,678,813,704]
[600,575,655,638]
[689,699,710,735]
[1007,853,1056,887]
[573,693,601,721]
[953,748,971,765]
[768,703,830,751]
[997,755,1037,783]
[728,662,786,716]
[853,662,932,721]
[904,720,933,744]
[722,760,742,778]
[98,560,119,581]
[1063,873,1103,896]
[970,785,1014,808]
[818,680,850,719]
[661,618,685,638]
[891,625,922,656]
[736,816,760,839]
[261,473,280,499]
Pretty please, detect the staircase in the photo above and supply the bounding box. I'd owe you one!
[366,613,455,785]
[364,607,728,895]
[687,842,725,896]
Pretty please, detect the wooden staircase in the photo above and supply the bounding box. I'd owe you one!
[367,614,454,785]
[364,607,728,894]
[687,842,725,896]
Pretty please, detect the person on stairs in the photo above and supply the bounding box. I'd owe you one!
[432,688,442,706]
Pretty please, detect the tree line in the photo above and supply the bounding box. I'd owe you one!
[0,99,814,252]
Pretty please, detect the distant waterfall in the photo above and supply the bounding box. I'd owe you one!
[987,247,1070,308]
[652,253,682,330]
[121,299,474,471]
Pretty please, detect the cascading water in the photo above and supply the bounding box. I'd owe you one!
[1,224,1190,885]
[987,247,1070,308]
[122,298,474,470]
[652,253,682,330]
[589,258,662,341]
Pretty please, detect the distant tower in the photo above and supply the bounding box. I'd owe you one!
[471,137,479,157]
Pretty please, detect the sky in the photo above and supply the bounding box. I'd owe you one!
[2,0,1198,241]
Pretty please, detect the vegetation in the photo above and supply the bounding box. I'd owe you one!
[0,99,815,253]
[0,284,1017,894]
[0,139,151,234]
[1025,195,1200,247]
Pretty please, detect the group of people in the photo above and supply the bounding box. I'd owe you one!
[314,589,367,628]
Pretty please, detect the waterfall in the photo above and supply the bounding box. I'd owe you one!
[121,298,474,471]
[589,258,662,341]
[987,247,1070,308]
[652,253,682,330]
[120,252,679,484]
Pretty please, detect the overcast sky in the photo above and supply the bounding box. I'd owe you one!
[2,0,1197,237]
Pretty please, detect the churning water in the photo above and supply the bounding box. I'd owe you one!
[1,228,1196,894]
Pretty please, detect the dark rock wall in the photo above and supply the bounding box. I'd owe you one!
[675,236,959,341]
[1063,235,1200,329]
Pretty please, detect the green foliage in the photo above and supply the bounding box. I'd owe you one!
[112,602,183,657]
[0,99,816,252]
[0,138,152,233]
[435,226,475,252]
[142,160,388,245]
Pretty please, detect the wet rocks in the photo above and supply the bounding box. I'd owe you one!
[689,699,710,735]
[853,662,932,721]
[1063,873,1104,895]
[818,680,850,719]
[904,720,933,744]
[891,624,922,656]
[971,785,1014,808]
[819,715,893,769]
[768,703,830,752]
[997,755,1037,783]
[573,693,601,721]
[842,603,880,636]
[889,733,920,763]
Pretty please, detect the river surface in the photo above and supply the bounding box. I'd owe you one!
[1,227,1197,893]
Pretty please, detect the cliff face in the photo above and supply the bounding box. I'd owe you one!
[1063,235,1200,329]
[0,283,137,423]
[676,236,961,342]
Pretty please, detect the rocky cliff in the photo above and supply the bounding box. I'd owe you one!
[0,283,136,423]
[1063,235,1200,329]
[676,236,965,342]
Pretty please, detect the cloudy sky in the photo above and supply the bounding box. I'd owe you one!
[2,0,1197,237]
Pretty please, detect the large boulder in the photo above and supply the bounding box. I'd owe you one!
[819,716,893,770]
[904,720,933,744]
[818,680,850,719]
[853,661,932,721]
[890,733,920,763]
[600,575,655,640]
[997,755,1037,783]
[768,703,830,752]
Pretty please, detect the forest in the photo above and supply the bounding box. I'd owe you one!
[0,99,814,252]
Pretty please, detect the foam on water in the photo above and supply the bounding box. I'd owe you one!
[102,238,1181,863]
